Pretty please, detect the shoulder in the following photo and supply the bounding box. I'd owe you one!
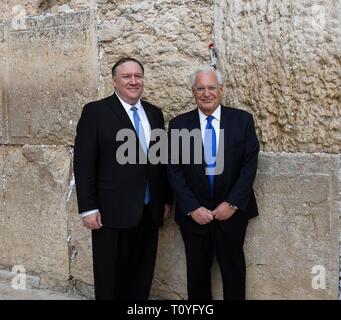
[221,105,254,121]
[82,95,114,115]
[169,109,197,127]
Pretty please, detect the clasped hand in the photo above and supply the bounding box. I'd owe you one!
[190,202,236,225]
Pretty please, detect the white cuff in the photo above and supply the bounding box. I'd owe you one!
[81,209,99,218]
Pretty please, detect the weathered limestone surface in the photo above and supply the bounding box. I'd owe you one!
[246,153,340,299]
[67,171,94,296]
[0,0,96,22]
[0,22,6,142]
[0,146,4,209]
[97,0,214,121]
[6,11,98,145]
[0,145,72,289]
[215,0,341,153]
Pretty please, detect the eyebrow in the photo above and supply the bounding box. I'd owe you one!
[121,72,143,76]
[195,84,219,87]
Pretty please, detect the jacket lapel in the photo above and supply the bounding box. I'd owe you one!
[214,106,231,189]
[108,93,135,131]
[141,101,157,149]
[188,109,208,188]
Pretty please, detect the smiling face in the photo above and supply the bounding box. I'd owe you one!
[192,70,223,115]
[112,61,144,105]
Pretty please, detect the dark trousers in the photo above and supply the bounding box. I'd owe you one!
[91,206,158,300]
[180,219,248,300]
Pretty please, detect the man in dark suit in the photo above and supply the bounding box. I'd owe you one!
[167,67,260,300]
[74,57,172,300]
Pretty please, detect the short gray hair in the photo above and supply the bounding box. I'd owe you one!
[190,67,224,87]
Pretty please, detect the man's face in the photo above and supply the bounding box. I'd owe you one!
[192,71,223,115]
[112,61,144,105]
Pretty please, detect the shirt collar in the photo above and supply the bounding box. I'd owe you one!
[114,92,142,113]
[198,105,221,125]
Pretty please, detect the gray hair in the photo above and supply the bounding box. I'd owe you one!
[190,67,224,87]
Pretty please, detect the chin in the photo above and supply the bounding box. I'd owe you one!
[129,95,141,101]
[202,106,215,112]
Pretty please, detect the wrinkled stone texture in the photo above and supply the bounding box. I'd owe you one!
[1,0,213,123]
[0,146,72,288]
[215,0,341,153]
[67,172,94,288]
[97,0,214,121]
[0,0,97,21]
[246,153,340,299]
[0,23,6,142]
[5,10,98,145]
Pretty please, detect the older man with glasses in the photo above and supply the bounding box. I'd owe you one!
[167,67,260,300]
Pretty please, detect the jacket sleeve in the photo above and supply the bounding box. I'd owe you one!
[73,103,99,213]
[226,114,260,211]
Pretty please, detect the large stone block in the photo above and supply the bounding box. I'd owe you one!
[214,0,341,153]
[0,145,72,289]
[7,11,98,145]
[245,153,340,299]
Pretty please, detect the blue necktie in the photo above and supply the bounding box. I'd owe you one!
[204,115,217,197]
[131,106,150,204]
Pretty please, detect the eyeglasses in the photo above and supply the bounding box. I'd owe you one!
[193,85,220,93]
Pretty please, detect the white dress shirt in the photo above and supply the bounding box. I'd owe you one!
[81,92,151,218]
[198,105,221,146]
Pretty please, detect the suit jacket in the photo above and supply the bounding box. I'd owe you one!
[167,105,260,233]
[74,93,172,228]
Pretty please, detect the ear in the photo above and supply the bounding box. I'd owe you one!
[112,77,116,89]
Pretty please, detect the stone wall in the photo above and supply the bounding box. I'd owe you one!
[215,0,341,153]
[0,146,72,290]
[0,0,340,299]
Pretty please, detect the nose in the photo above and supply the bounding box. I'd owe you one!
[130,76,137,85]
[203,87,211,96]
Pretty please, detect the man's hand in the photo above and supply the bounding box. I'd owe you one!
[212,202,236,221]
[164,204,172,220]
[190,207,214,225]
[83,212,103,230]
